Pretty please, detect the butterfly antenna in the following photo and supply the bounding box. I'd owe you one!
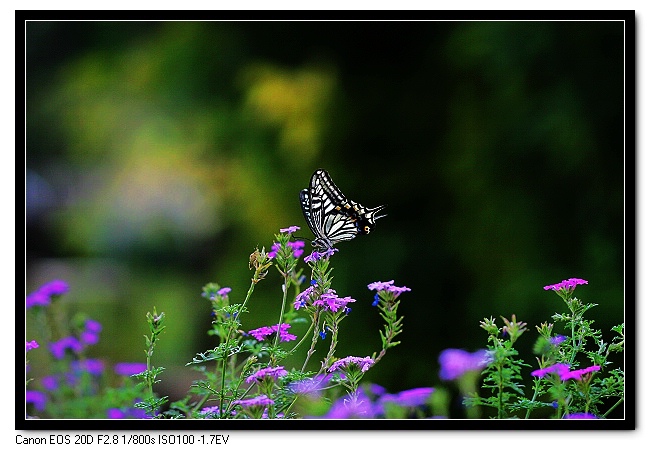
[373,205,388,221]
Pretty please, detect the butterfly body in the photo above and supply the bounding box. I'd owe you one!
[300,169,385,251]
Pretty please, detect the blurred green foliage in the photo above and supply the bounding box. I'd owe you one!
[26,21,624,401]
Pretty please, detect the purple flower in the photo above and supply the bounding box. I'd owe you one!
[543,278,588,293]
[321,390,377,418]
[107,408,150,419]
[49,336,83,359]
[294,285,315,309]
[564,412,599,419]
[531,363,570,378]
[26,390,47,411]
[248,323,297,342]
[268,240,305,259]
[25,280,70,309]
[106,408,126,419]
[261,410,285,419]
[26,291,50,309]
[379,387,435,408]
[549,335,567,345]
[198,406,221,418]
[303,248,338,263]
[267,242,282,259]
[80,331,99,345]
[438,348,490,381]
[233,395,275,408]
[26,340,39,352]
[198,406,237,418]
[368,383,387,396]
[41,376,58,391]
[245,366,289,384]
[368,280,395,291]
[560,365,600,382]
[328,356,375,373]
[280,225,300,234]
[367,280,411,298]
[114,362,147,377]
[289,373,333,396]
[80,320,102,346]
[42,280,70,296]
[288,240,305,258]
[217,287,231,296]
[313,289,356,313]
[85,319,102,333]
[71,359,105,376]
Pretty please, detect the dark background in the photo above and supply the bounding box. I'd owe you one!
[25,19,625,411]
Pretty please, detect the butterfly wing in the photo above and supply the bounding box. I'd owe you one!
[313,169,386,235]
[300,169,386,250]
[299,188,319,238]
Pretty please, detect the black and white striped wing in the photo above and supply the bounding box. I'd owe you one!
[312,169,386,236]
[300,189,357,251]
[300,169,386,251]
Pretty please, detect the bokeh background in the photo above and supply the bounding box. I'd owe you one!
[25,20,625,411]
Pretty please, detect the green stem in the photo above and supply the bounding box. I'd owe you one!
[497,363,503,419]
[301,310,321,372]
[218,277,257,417]
[602,397,623,418]
[273,274,290,349]
[289,321,314,355]
[317,322,339,375]
[525,378,542,419]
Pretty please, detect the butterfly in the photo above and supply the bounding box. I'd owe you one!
[299,169,386,251]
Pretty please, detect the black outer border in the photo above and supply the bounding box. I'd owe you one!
[17,9,635,432]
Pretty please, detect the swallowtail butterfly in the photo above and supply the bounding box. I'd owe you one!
[299,169,386,251]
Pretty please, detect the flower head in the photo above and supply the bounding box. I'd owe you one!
[560,365,600,382]
[26,390,46,411]
[289,373,333,396]
[70,359,105,376]
[439,348,490,381]
[294,285,315,309]
[543,278,588,299]
[268,240,305,259]
[367,280,411,298]
[245,366,288,384]
[106,407,150,419]
[328,356,375,373]
[80,319,102,345]
[288,240,305,258]
[320,389,377,418]
[313,289,356,313]
[114,362,147,377]
[26,340,39,352]
[267,242,282,259]
[564,412,599,419]
[26,279,70,309]
[42,279,70,296]
[232,394,275,408]
[41,375,59,391]
[303,247,338,263]
[380,387,435,408]
[26,291,50,308]
[49,336,84,359]
[549,335,567,346]
[217,287,231,296]
[531,363,570,378]
[280,225,300,234]
[248,323,297,342]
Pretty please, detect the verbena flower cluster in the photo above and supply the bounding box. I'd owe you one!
[26,227,623,421]
[463,277,624,419]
